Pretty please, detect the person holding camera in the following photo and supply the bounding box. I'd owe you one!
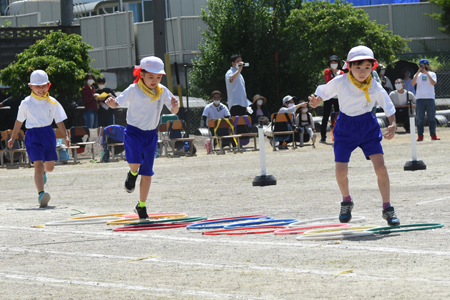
[411,59,439,141]
[225,54,250,116]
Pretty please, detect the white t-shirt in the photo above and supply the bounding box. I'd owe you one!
[415,71,437,99]
[315,73,396,117]
[389,90,416,106]
[202,103,230,124]
[225,67,249,109]
[115,83,173,131]
[17,95,67,129]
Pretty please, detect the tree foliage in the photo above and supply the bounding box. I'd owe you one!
[0,31,99,109]
[190,0,408,111]
[428,0,450,35]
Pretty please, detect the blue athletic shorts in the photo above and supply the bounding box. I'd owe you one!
[333,112,383,163]
[124,124,158,176]
[25,125,58,163]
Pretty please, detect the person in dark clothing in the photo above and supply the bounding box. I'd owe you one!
[96,76,117,127]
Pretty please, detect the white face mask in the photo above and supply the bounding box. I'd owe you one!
[395,84,403,90]
[330,63,338,69]
[87,79,94,85]
[288,103,294,108]
[302,108,308,113]
[213,100,220,106]
[257,99,263,106]
[98,84,106,89]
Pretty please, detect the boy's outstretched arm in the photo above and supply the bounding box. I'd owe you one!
[383,114,397,140]
[308,94,323,108]
[7,120,24,148]
[171,96,179,114]
[105,96,119,108]
[56,121,71,147]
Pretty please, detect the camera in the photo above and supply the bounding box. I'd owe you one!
[419,64,424,68]
[238,62,249,67]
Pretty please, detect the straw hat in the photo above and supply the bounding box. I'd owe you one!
[253,94,267,105]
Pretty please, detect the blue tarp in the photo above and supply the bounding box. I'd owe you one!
[305,0,420,6]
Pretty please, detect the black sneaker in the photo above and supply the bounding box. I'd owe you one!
[382,206,400,226]
[339,201,353,223]
[134,204,149,221]
[319,138,326,144]
[124,171,138,193]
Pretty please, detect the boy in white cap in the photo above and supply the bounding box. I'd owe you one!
[308,45,400,226]
[105,56,179,221]
[8,70,70,208]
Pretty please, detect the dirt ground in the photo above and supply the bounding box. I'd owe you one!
[1,126,450,300]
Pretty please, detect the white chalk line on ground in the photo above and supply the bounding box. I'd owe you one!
[2,246,450,285]
[416,195,450,205]
[1,225,450,257]
[0,272,275,300]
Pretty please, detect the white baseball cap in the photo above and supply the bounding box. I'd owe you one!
[136,56,166,75]
[29,70,50,85]
[343,45,378,70]
[282,95,296,104]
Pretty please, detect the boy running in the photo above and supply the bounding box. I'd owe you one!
[8,70,70,207]
[308,46,400,226]
[105,56,179,221]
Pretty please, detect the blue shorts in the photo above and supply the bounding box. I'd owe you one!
[333,112,383,163]
[25,125,58,163]
[124,124,158,176]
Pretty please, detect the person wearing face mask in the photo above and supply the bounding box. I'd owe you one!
[201,90,231,128]
[411,59,439,141]
[96,76,117,127]
[389,78,416,133]
[81,74,100,128]
[403,69,416,95]
[225,54,251,116]
[298,104,317,147]
[250,94,270,129]
[376,64,393,94]
[320,55,344,143]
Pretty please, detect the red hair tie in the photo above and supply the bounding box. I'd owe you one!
[133,67,142,83]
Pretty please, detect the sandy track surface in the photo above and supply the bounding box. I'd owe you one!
[1,127,449,299]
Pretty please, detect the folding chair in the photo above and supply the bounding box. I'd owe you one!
[166,120,196,157]
[101,125,125,162]
[0,129,30,169]
[70,126,95,161]
[54,128,80,164]
[270,113,297,151]
[209,118,241,155]
[232,115,258,151]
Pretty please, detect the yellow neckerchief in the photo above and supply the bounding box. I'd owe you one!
[31,91,57,104]
[348,71,372,103]
[137,79,163,101]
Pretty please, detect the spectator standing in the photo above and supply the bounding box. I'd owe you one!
[201,90,231,127]
[225,54,250,116]
[96,76,117,127]
[389,79,416,133]
[81,74,100,128]
[320,55,343,143]
[411,59,440,141]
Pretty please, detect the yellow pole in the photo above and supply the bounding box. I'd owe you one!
[164,53,174,93]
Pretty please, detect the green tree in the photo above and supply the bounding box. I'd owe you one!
[428,0,450,35]
[190,0,301,111]
[0,31,99,110]
[190,0,408,111]
[281,0,408,100]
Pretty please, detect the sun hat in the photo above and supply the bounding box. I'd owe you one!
[328,55,340,66]
[136,56,166,75]
[29,70,50,86]
[282,95,297,104]
[253,94,267,105]
[419,59,429,65]
[343,45,378,70]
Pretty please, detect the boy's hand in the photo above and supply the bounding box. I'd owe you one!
[105,97,119,108]
[383,125,396,140]
[7,138,15,149]
[308,94,322,108]
[171,97,179,108]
